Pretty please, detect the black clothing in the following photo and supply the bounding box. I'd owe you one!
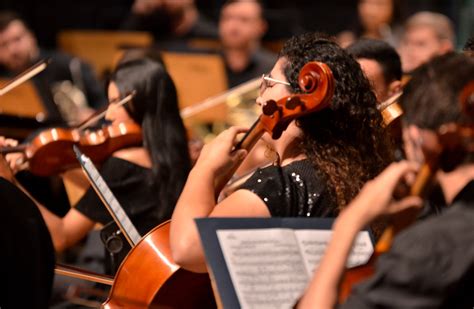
[0,177,55,309]
[75,157,170,274]
[340,180,474,309]
[225,48,276,88]
[122,12,218,42]
[239,159,338,218]
[35,50,107,109]
[75,157,166,236]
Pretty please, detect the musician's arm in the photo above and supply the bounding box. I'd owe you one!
[298,162,422,309]
[37,206,95,252]
[170,127,271,273]
[1,151,95,252]
[298,200,370,309]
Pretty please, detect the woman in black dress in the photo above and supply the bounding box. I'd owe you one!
[170,33,394,273]
[3,51,191,266]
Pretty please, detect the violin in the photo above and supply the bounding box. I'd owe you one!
[338,80,474,302]
[101,61,335,308]
[0,122,142,176]
[0,92,138,176]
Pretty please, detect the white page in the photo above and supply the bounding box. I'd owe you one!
[294,230,374,276]
[217,229,309,309]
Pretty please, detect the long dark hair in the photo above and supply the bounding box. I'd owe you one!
[279,33,393,211]
[109,56,191,219]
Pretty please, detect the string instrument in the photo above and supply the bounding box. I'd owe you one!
[102,61,335,308]
[378,91,403,126]
[339,80,474,302]
[0,59,49,96]
[0,93,138,176]
[0,121,141,176]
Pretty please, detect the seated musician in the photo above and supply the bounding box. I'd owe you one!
[0,51,191,273]
[298,53,474,309]
[346,39,402,103]
[170,32,394,273]
[0,11,107,123]
[346,39,405,161]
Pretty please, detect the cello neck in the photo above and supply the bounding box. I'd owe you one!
[214,119,267,195]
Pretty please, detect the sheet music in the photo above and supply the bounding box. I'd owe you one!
[294,230,373,275]
[74,146,141,246]
[216,228,373,309]
[217,229,309,309]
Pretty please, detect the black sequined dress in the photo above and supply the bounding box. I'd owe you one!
[239,159,337,217]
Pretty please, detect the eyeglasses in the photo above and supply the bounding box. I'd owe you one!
[259,74,290,95]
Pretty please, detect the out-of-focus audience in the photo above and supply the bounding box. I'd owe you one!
[398,11,455,73]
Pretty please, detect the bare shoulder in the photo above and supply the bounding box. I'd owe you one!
[211,189,271,217]
[112,147,152,168]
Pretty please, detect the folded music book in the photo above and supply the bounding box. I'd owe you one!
[196,217,374,309]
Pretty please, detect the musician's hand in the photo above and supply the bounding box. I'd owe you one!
[349,161,423,225]
[0,139,15,183]
[0,137,27,173]
[194,127,248,177]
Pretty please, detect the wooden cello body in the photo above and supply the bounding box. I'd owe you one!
[102,221,215,308]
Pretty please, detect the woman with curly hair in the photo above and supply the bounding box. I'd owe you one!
[170,33,393,273]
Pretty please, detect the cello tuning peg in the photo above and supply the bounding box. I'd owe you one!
[285,97,302,110]
[262,100,279,116]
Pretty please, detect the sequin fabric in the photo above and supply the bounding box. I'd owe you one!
[239,159,337,218]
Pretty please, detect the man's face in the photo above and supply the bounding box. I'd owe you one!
[357,58,390,102]
[0,20,37,72]
[399,26,451,73]
[358,0,393,33]
[219,1,266,49]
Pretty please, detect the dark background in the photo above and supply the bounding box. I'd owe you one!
[0,0,471,49]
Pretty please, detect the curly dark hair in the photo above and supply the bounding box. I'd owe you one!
[279,33,394,211]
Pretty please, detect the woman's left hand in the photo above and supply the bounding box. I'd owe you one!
[194,126,248,177]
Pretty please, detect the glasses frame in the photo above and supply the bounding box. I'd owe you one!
[259,74,291,95]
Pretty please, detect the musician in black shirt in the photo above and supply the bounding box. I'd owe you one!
[0,51,191,272]
[299,53,474,309]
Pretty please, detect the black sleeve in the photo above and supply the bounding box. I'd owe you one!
[239,165,285,216]
[238,162,333,217]
[339,213,474,309]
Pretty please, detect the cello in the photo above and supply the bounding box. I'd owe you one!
[102,61,335,308]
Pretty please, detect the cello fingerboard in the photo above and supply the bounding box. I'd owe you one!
[74,146,141,246]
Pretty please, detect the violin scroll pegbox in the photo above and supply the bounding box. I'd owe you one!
[262,61,335,139]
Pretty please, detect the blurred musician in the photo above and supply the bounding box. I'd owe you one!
[298,53,474,309]
[1,51,191,275]
[0,11,106,124]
